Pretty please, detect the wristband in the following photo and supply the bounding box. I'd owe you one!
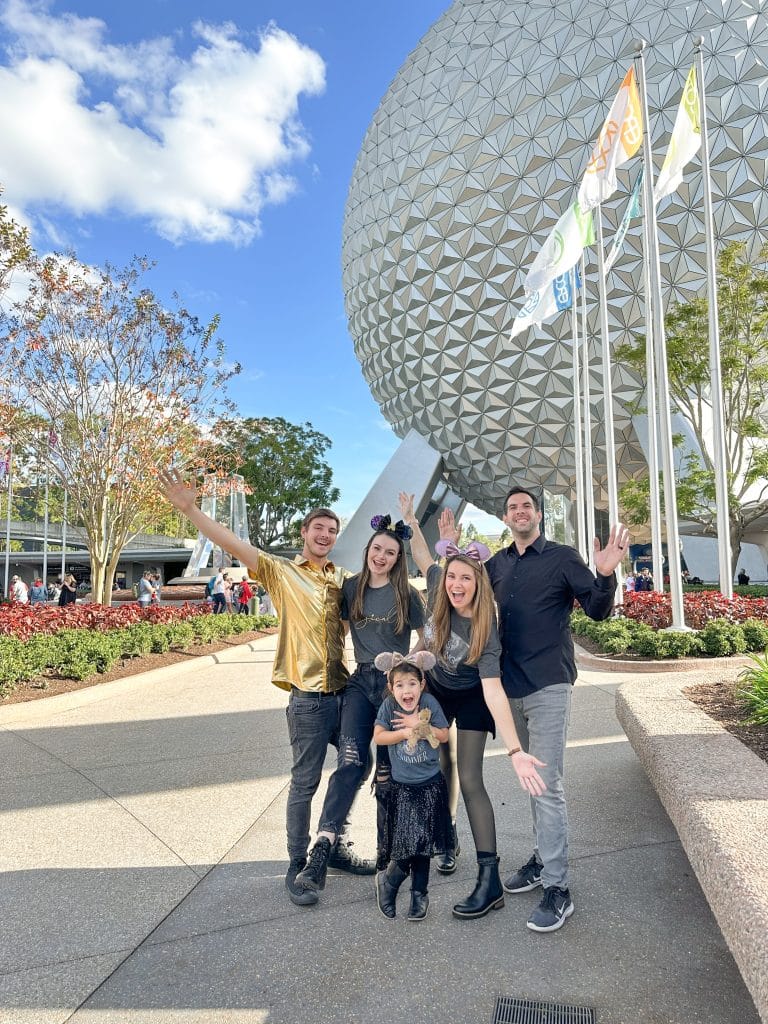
[507,747,521,757]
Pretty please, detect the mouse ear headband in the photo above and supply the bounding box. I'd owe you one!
[374,651,436,674]
[434,539,491,563]
[370,513,413,542]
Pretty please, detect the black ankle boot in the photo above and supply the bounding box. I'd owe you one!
[407,890,429,921]
[375,862,408,919]
[436,822,460,875]
[452,855,504,919]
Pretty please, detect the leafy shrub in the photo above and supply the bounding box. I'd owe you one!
[740,618,768,652]
[738,651,768,725]
[698,619,747,657]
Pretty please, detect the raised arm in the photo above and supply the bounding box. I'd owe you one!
[158,469,263,569]
[398,491,434,577]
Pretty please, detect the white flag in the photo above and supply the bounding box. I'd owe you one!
[524,202,595,294]
[578,67,643,212]
[654,67,701,203]
[510,268,580,340]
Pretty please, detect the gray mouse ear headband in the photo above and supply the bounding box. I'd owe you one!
[374,651,436,674]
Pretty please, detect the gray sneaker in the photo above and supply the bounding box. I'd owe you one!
[527,886,574,932]
[503,853,543,893]
[285,858,319,907]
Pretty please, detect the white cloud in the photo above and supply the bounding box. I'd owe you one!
[0,2,326,244]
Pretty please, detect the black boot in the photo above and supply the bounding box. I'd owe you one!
[407,890,429,922]
[436,821,460,875]
[375,861,408,919]
[452,855,505,919]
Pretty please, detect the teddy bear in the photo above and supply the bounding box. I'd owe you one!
[404,707,441,754]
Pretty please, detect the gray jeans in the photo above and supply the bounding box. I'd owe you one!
[285,688,341,862]
[509,683,572,889]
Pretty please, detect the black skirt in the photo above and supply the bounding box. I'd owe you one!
[383,771,451,861]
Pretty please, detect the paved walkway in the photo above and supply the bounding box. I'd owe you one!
[1,635,760,1024]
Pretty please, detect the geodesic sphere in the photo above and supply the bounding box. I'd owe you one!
[342,0,768,514]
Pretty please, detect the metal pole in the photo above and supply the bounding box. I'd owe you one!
[581,254,596,569]
[595,212,623,600]
[634,40,687,628]
[61,489,67,579]
[571,267,587,561]
[42,462,49,587]
[3,449,11,598]
[642,207,664,591]
[693,37,732,596]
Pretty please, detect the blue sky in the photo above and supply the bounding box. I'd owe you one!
[0,0,503,531]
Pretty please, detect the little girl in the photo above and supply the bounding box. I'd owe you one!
[373,651,451,922]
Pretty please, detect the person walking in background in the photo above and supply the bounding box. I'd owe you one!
[29,578,48,605]
[480,486,628,933]
[211,570,226,613]
[137,571,155,608]
[10,575,29,604]
[237,576,253,614]
[58,574,77,607]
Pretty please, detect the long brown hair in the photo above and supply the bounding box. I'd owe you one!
[428,554,495,665]
[349,529,413,634]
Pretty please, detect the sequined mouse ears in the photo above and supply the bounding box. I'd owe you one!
[374,650,436,673]
[370,513,413,541]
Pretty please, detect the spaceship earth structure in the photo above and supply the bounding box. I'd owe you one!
[342,0,768,515]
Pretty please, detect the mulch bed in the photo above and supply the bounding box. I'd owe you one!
[0,627,277,706]
[684,681,768,765]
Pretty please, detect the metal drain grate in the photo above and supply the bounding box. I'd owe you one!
[492,996,596,1024]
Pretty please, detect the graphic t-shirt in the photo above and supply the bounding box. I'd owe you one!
[341,578,425,663]
[424,563,502,690]
[375,692,448,784]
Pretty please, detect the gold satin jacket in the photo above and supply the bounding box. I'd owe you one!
[249,551,349,693]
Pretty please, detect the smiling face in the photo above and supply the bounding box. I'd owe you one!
[444,556,478,615]
[301,515,339,564]
[390,669,425,712]
[503,491,542,542]
[366,531,401,581]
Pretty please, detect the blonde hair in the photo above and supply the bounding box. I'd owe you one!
[428,555,495,665]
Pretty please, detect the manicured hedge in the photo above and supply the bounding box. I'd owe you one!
[0,607,277,697]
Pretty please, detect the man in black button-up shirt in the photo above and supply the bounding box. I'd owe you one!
[486,486,628,933]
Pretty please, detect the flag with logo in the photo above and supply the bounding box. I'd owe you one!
[604,168,644,274]
[511,267,581,340]
[578,67,643,212]
[654,67,700,202]
[523,203,595,294]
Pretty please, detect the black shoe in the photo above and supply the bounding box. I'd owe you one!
[452,855,505,919]
[285,858,318,907]
[295,837,332,892]
[407,890,429,922]
[436,822,460,875]
[503,853,543,894]
[375,862,408,919]
[527,886,574,933]
[328,839,376,875]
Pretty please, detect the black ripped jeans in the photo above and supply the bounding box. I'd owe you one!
[318,664,390,847]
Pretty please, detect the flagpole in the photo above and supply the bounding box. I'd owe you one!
[42,443,49,588]
[581,254,596,569]
[641,206,665,591]
[693,36,732,597]
[61,488,67,579]
[570,268,587,560]
[595,212,623,600]
[634,39,687,629]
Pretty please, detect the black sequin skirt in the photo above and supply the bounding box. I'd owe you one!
[383,772,451,861]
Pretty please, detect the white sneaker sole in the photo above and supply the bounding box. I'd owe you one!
[502,876,543,894]
[527,900,575,932]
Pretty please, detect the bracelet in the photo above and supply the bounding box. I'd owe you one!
[507,747,521,757]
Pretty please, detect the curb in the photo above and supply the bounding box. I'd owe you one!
[575,642,751,674]
[616,676,768,1023]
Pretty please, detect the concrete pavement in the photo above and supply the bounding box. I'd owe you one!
[1,635,760,1024]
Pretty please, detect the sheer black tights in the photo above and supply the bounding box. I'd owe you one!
[455,728,496,854]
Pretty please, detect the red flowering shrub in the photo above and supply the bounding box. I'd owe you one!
[0,602,208,641]
[621,591,768,630]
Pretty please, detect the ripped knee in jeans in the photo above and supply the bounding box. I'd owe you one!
[373,763,391,796]
[338,734,363,769]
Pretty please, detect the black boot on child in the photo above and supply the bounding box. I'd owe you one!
[407,889,429,922]
[452,854,505,919]
[375,862,408,919]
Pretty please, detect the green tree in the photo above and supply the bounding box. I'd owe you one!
[617,241,768,573]
[1,253,238,603]
[222,416,340,548]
